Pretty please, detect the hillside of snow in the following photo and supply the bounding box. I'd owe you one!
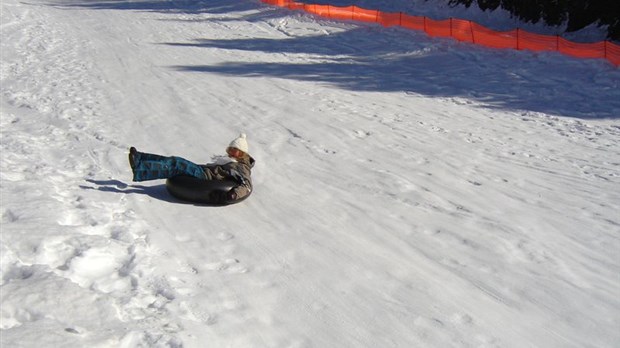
[1,0,619,347]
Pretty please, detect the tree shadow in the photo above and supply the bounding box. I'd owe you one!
[48,0,620,119]
[46,0,261,15]
[166,28,620,119]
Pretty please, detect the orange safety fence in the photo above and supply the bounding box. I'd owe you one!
[260,0,620,66]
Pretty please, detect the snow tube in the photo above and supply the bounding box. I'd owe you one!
[165,176,244,205]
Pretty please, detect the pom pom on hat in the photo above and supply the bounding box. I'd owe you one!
[228,133,249,154]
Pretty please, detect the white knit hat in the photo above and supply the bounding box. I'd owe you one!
[228,133,249,154]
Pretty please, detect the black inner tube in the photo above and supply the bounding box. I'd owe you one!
[165,176,242,205]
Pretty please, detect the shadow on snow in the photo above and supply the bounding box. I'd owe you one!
[50,0,620,119]
[80,179,176,202]
[46,0,259,15]
[168,28,620,119]
[81,180,229,207]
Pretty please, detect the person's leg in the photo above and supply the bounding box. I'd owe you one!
[129,148,206,181]
[129,147,168,168]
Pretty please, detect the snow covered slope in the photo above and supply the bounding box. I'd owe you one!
[1,0,619,347]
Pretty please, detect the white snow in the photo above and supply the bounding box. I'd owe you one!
[1,0,619,347]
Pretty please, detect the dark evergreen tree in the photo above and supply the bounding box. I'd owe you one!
[443,0,619,41]
[477,0,501,11]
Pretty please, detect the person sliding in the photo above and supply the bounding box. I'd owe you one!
[128,133,255,205]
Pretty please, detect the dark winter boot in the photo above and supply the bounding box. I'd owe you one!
[129,147,138,170]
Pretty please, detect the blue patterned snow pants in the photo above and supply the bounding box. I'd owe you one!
[130,150,207,182]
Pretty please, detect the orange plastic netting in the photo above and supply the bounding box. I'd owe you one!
[261,0,619,66]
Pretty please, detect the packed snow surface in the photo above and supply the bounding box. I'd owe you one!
[1,0,619,347]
